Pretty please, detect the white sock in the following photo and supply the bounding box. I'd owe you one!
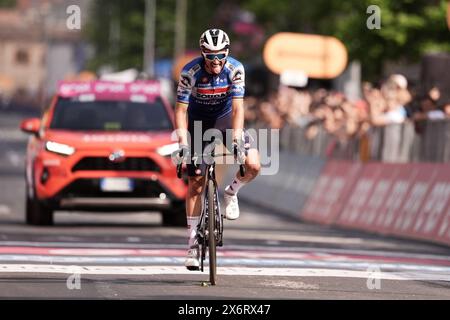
[225,176,246,196]
[186,216,200,248]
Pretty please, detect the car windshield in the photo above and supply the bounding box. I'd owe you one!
[49,97,172,131]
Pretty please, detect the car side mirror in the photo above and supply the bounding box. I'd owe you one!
[20,118,41,136]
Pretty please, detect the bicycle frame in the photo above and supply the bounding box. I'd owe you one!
[196,144,223,284]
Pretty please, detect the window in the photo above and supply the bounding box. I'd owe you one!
[50,98,173,132]
[15,49,29,65]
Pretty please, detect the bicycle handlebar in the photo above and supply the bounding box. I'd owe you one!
[176,163,183,179]
[175,144,246,179]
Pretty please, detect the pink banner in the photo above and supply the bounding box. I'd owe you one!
[371,164,416,234]
[300,161,362,224]
[409,164,450,243]
[302,161,450,246]
[335,163,382,228]
[389,164,439,238]
[57,80,161,100]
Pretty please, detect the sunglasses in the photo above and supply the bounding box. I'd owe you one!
[204,53,227,61]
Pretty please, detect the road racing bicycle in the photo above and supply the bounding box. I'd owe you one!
[177,137,245,285]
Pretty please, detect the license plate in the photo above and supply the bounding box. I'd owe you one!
[100,178,134,192]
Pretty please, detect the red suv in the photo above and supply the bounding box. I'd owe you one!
[20,80,187,226]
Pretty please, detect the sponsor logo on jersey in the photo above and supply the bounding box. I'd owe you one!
[193,98,222,105]
[187,64,201,77]
[232,70,243,82]
[232,87,245,95]
[180,75,191,88]
[177,88,190,96]
[196,92,230,100]
[195,85,230,100]
[196,86,230,95]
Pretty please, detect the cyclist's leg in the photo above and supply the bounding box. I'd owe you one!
[241,147,261,182]
[186,175,204,245]
[221,117,260,219]
[224,148,260,197]
[223,119,260,193]
[186,117,210,244]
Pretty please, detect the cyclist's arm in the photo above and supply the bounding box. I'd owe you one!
[175,102,189,146]
[176,69,194,146]
[230,63,246,142]
[231,98,244,142]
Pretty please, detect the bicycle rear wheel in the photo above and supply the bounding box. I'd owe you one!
[207,179,217,285]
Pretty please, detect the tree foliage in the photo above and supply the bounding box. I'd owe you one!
[85,0,146,71]
[85,0,450,79]
[242,0,450,80]
[0,0,15,8]
[85,0,221,72]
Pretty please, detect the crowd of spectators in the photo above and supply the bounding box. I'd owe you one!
[243,74,450,143]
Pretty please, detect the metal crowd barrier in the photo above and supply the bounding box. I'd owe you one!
[276,119,450,163]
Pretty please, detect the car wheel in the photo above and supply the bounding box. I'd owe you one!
[161,202,186,227]
[26,196,54,226]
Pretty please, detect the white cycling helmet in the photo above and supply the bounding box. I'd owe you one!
[199,29,230,53]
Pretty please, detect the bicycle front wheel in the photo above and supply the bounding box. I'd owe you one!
[207,179,217,285]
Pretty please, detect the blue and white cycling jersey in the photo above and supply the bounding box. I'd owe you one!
[176,56,245,120]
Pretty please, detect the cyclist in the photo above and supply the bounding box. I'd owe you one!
[174,29,261,270]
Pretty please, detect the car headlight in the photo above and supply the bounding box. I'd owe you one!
[156,142,179,157]
[45,141,75,156]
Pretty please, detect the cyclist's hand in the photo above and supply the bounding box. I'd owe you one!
[232,139,246,164]
[172,144,189,165]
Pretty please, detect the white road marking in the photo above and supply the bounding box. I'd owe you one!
[261,279,320,290]
[0,254,450,273]
[0,264,449,281]
[225,229,368,245]
[0,241,448,262]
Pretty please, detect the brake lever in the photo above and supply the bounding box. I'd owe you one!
[176,149,184,179]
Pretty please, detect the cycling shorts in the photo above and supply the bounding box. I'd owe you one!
[186,112,256,177]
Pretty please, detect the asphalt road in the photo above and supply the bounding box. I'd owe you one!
[1,111,450,300]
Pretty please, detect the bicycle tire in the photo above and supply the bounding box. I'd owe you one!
[207,179,217,285]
